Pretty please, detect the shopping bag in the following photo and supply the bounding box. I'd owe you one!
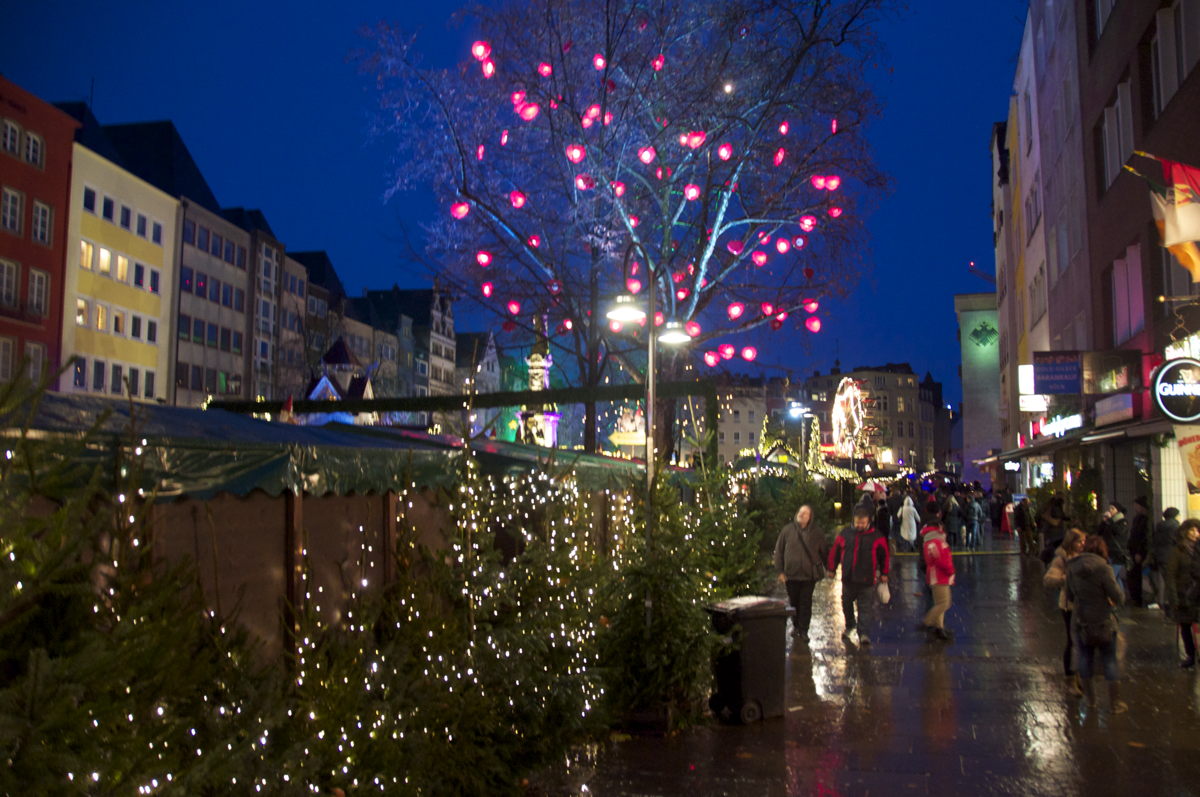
[876,581,891,605]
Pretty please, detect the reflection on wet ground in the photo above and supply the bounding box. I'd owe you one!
[558,535,1200,796]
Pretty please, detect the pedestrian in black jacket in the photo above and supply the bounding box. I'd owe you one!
[1148,507,1181,608]
[827,506,890,647]
[1098,502,1130,599]
[1127,496,1150,607]
[774,505,830,645]
[1065,535,1126,713]
[1166,519,1200,668]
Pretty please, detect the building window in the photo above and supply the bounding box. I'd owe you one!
[207,322,219,348]
[192,318,204,344]
[102,196,114,222]
[31,202,51,244]
[115,254,129,283]
[92,359,106,392]
[224,240,235,264]
[180,265,193,293]
[1,120,18,155]
[119,205,131,230]
[211,233,223,258]
[73,357,86,388]
[27,268,48,316]
[1111,244,1145,344]
[134,263,145,288]
[175,361,188,390]
[236,246,246,269]
[0,259,16,307]
[191,365,203,392]
[209,277,220,303]
[76,298,89,326]
[111,363,123,394]
[146,320,157,343]
[136,213,147,238]
[23,133,43,167]
[195,271,207,296]
[152,222,162,245]
[80,240,94,270]
[197,226,209,251]
[234,288,245,312]
[220,328,231,351]
[112,310,125,336]
[149,270,160,294]
[128,367,140,397]
[0,337,12,382]
[83,187,96,213]
[1098,80,1133,189]
[183,219,195,245]
[1,187,22,234]
[97,247,111,276]
[131,315,142,340]
[144,370,155,399]
[232,331,243,354]
[733,432,741,444]
[222,283,232,307]
[178,313,191,340]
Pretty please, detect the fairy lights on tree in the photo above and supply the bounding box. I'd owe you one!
[364,0,888,453]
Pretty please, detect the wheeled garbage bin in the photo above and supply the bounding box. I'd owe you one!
[706,596,792,723]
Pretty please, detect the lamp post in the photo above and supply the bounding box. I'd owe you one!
[788,401,813,479]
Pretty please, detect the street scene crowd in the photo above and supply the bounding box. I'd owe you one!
[774,483,1200,715]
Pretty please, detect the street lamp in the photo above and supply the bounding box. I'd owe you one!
[788,401,813,478]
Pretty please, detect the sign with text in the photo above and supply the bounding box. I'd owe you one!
[1033,351,1082,394]
[1155,358,1200,422]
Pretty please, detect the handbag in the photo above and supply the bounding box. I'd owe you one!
[876,581,891,605]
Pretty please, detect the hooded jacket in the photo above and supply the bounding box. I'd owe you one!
[1167,537,1200,625]
[1065,552,1123,641]
[898,496,922,544]
[774,520,829,582]
[921,525,955,586]
[827,524,890,585]
[1151,509,1181,566]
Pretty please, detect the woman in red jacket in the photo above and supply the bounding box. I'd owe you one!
[920,499,956,642]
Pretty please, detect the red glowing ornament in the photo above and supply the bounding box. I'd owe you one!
[685,130,706,149]
[719,343,735,360]
[563,318,574,330]
[676,288,689,300]
[773,147,786,166]
[803,266,815,280]
[727,302,745,320]
[548,280,561,294]
[476,144,485,161]
[751,251,768,267]
[586,104,601,120]
[803,298,819,313]
[450,202,470,219]
[761,302,774,315]
[629,261,640,275]
[509,190,527,208]
[831,118,838,134]
[603,112,613,125]
[683,183,701,201]
[652,53,665,71]
[677,133,688,147]
[609,320,623,333]
[480,281,494,298]
[507,300,521,315]
[825,175,841,191]
[475,250,492,267]
[685,320,701,337]
[565,143,586,163]
[778,121,790,135]
[726,240,744,255]
[741,346,758,362]
[798,215,817,232]
[500,129,509,145]
[828,206,843,218]
[626,278,642,294]
[481,59,496,78]
[654,311,664,326]
[471,41,491,61]
[717,142,733,161]
[704,351,719,367]
[537,61,553,77]
[655,167,665,180]
[672,271,685,284]
[581,116,594,129]
[593,53,606,70]
[611,180,626,197]
[574,173,595,190]
[628,214,640,227]
[793,236,807,249]
[775,239,791,254]
[637,146,657,164]
[811,174,827,189]
[806,316,822,333]
[511,91,525,106]
[775,311,788,322]
[519,103,540,121]
[527,234,541,248]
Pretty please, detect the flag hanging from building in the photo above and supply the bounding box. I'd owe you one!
[1134,154,1200,282]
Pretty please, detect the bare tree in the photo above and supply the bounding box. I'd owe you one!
[363,0,889,454]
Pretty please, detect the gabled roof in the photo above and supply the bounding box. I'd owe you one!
[291,251,346,301]
[222,207,277,239]
[99,120,222,213]
[321,337,360,368]
[456,331,494,368]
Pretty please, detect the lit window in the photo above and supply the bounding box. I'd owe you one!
[80,240,94,269]
[72,357,86,388]
[95,304,107,332]
[75,299,89,326]
[115,255,129,283]
[97,248,111,275]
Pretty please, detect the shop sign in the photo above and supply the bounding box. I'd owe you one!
[1094,393,1135,427]
[1174,424,1200,516]
[1003,461,1021,472]
[1033,352,1082,394]
[1154,358,1200,422]
[1041,413,1083,437]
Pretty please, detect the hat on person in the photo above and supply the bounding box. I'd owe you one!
[1165,507,1181,519]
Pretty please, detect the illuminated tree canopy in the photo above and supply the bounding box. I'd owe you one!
[364,0,889,450]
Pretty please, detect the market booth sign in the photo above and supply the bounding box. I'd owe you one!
[1154,358,1200,422]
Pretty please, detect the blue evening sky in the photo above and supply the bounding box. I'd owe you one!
[2,0,1026,406]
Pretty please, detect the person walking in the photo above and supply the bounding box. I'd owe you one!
[1148,507,1181,609]
[774,505,830,645]
[1098,502,1131,599]
[897,494,922,553]
[1166,518,1200,668]
[943,490,963,549]
[919,500,955,642]
[1015,497,1037,556]
[1066,535,1126,713]
[1127,497,1150,607]
[826,505,891,647]
[1043,528,1087,696]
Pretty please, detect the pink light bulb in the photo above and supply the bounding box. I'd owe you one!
[811,174,827,189]
[638,146,657,164]
[509,190,527,208]
[727,302,745,320]
[776,239,791,254]
[628,214,639,227]
[741,346,758,361]
[773,147,786,166]
[751,251,768,266]
[831,118,838,134]
[806,316,822,333]
[654,311,664,326]
[565,143,586,163]
[609,320,623,333]
[717,142,733,161]
[761,302,774,316]
[626,278,642,294]
[471,41,491,61]
[704,351,719,367]
[686,130,706,149]
[828,206,843,217]
[652,54,665,71]
[475,251,492,267]
[527,234,541,248]
[500,129,509,145]
[574,173,595,190]
[798,215,817,232]
[537,62,553,77]
[683,184,700,201]
[507,300,521,315]
[481,59,495,78]
[593,53,606,70]
[586,104,601,119]
[825,175,841,190]
[518,103,540,121]
[685,320,701,337]
[719,344,735,360]
[476,144,485,161]
[450,202,470,219]
[779,121,790,135]
[676,288,689,300]
[726,240,744,255]
[803,298,819,313]
[480,281,493,297]
[611,180,626,197]
[793,236,807,249]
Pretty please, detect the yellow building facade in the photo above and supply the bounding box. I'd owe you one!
[62,144,177,402]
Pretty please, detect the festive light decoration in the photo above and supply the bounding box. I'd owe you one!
[500,129,509,145]
[775,239,790,254]
[507,299,521,314]
[482,59,496,78]
[685,320,701,337]
[575,173,595,190]
[611,180,626,197]
[798,215,817,232]
[477,144,485,160]
[793,236,807,249]
[538,61,553,76]
[825,175,841,190]
[831,376,866,458]
[475,250,493,267]
[704,351,719,367]
[828,206,843,217]
[509,190,527,208]
[628,214,640,227]
[654,311,664,326]
[652,53,665,71]
[565,143,586,163]
[548,279,562,294]
[803,298,819,313]
[760,301,774,315]
[450,202,470,219]
[609,320,622,333]
[751,251,768,266]
[626,278,642,294]
[519,103,541,121]
[778,120,790,135]
[774,310,788,321]
[481,281,494,297]
[726,302,745,320]
[773,147,786,166]
[637,146,656,164]
[593,53,606,70]
[527,234,541,247]
[685,131,706,149]
[811,174,827,189]
[471,41,491,60]
[683,184,701,200]
[717,142,733,160]
[675,288,689,300]
[718,343,735,360]
[726,240,744,255]
[806,316,822,333]
[831,117,839,134]
[562,318,574,330]
[741,346,758,361]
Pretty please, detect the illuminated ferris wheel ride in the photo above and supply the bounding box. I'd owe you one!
[831,377,866,459]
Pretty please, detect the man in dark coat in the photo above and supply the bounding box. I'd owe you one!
[774,505,830,644]
[827,506,891,647]
[1148,507,1181,608]
[1127,496,1150,607]
[1098,502,1130,599]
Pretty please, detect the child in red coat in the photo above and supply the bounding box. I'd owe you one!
[920,499,956,642]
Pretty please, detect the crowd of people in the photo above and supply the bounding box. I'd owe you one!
[773,483,1200,714]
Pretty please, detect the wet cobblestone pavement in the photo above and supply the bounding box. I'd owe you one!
[562,535,1200,796]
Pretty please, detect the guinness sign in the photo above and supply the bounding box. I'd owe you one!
[1153,358,1200,422]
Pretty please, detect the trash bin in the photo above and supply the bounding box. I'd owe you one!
[706,595,792,723]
